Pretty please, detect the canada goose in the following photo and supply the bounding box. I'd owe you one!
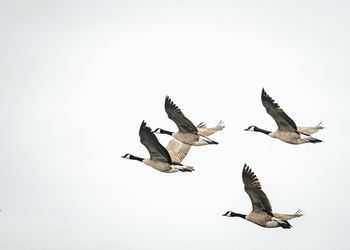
[223,164,303,229]
[153,96,224,146]
[245,88,323,144]
[122,121,194,173]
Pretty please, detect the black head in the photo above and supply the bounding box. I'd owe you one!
[222,211,234,217]
[152,128,173,136]
[152,128,162,134]
[121,153,131,159]
[222,211,246,219]
[244,125,256,131]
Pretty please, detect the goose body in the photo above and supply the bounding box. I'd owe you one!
[122,121,194,173]
[269,130,321,144]
[245,88,323,144]
[169,131,217,146]
[223,164,303,228]
[154,96,224,146]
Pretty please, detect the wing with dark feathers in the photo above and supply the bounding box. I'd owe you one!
[197,122,207,128]
[261,88,297,132]
[242,164,273,215]
[139,121,172,164]
[165,96,198,133]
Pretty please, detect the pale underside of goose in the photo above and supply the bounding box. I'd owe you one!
[122,121,194,173]
[155,96,224,146]
[223,164,303,228]
[245,89,323,144]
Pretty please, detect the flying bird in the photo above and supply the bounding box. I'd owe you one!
[153,96,224,146]
[122,121,194,173]
[223,163,303,229]
[245,88,323,144]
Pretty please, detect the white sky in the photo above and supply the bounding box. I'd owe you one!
[1,0,350,249]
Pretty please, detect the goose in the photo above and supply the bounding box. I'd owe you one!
[153,96,224,146]
[122,121,194,173]
[223,164,303,229]
[245,88,323,144]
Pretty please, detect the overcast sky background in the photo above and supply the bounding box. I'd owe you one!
[1,0,350,249]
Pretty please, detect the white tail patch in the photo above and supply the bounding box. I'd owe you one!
[300,133,311,140]
[265,220,280,228]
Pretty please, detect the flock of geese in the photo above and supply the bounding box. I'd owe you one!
[122,88,324,229]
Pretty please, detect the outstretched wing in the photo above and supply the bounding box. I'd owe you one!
[165,96,198,133]
[242,164,273,215]
[139,121,172,164]
[261,88,297,132]
[166,139,191,164]
[297,122,324,135]
[197,120,225,136]
[273,209,303,220]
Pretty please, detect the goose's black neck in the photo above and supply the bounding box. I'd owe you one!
[160,129,173,136]
[130,155,144,162]
[254,127,272,135]
[231,212,246,219]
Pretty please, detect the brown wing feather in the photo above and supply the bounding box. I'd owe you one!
[297,122,324,135]
[166,139,191,163]
[242,164,273,215]
[261,88,297,132]
[165,96,197,133]
[273,210,303,220]
[139,121,172,164]
[197,120,225,136]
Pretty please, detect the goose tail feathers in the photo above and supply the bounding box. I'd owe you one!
[276,220,292,229]
[176,166,195,172]
[309,138,323,143]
